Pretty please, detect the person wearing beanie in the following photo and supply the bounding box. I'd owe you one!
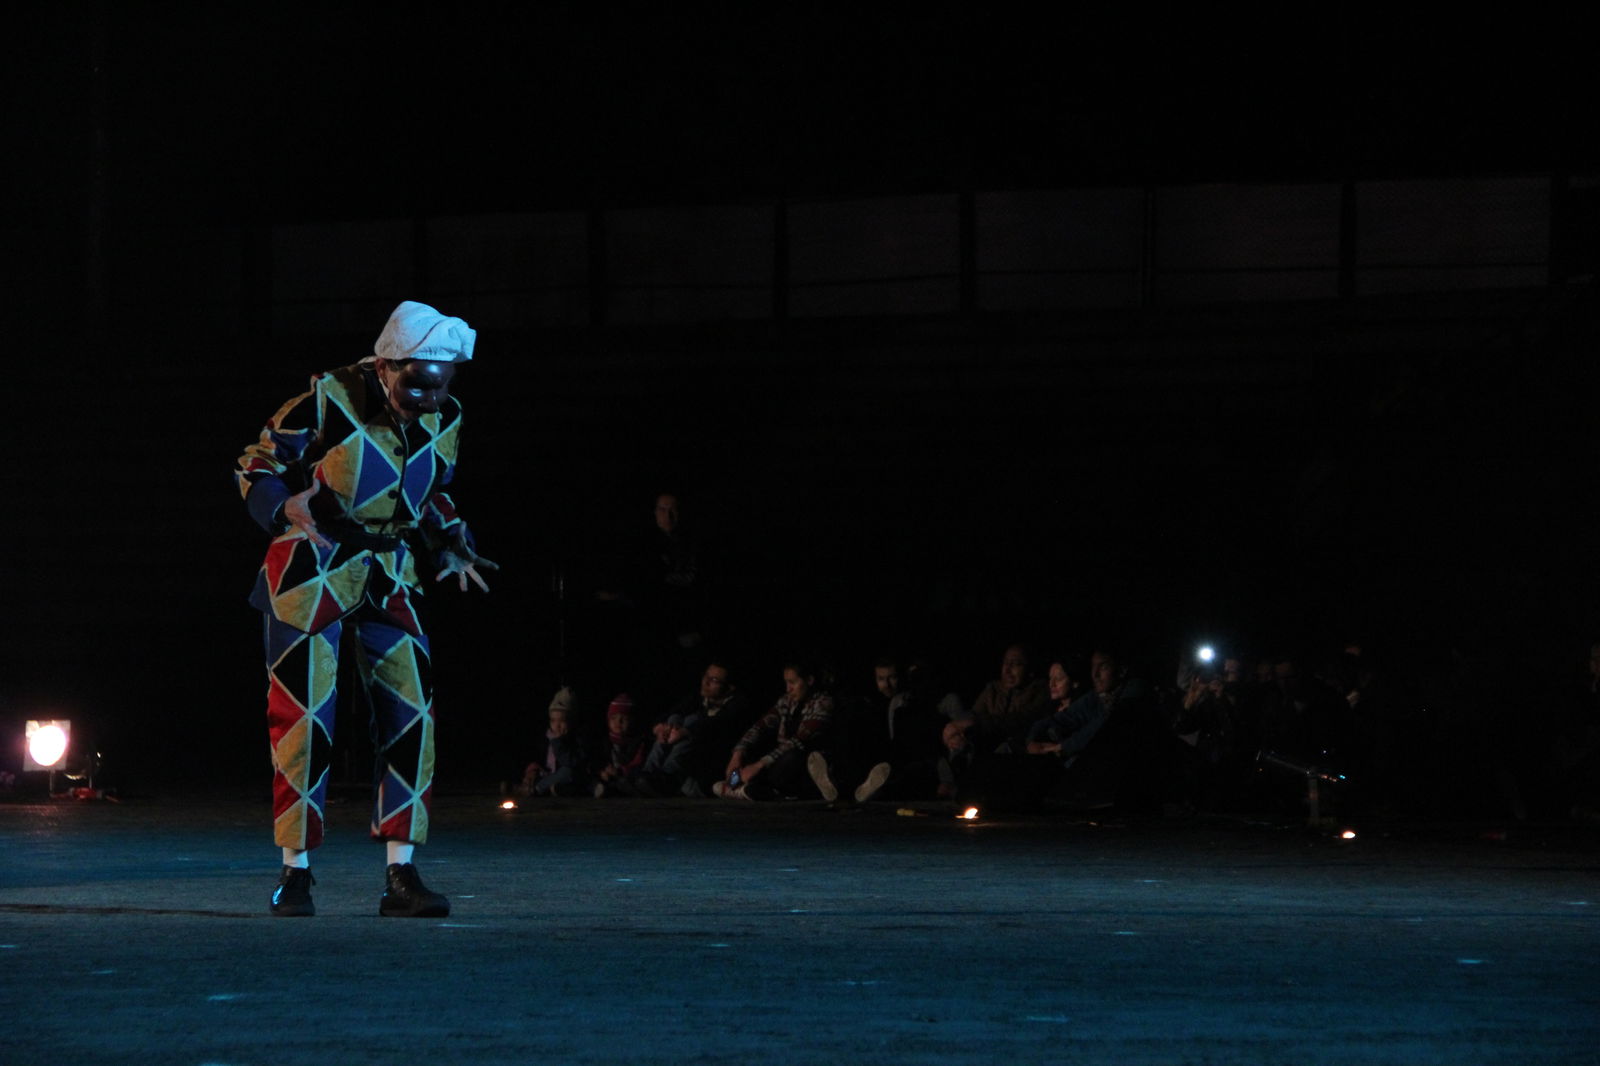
[518,687,589,797]
[591,694,648,797]
[236,300,499,918]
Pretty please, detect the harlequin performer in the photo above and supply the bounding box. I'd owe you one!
[235,300,498,918]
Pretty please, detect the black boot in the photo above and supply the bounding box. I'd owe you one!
[379,862,450,918]
[270,866,315,917]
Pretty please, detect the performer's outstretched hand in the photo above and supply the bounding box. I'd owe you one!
[437,535,499,593]
[284,482,333,548]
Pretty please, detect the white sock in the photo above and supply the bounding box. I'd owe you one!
[386,841,415,867]
[282,848,310,869]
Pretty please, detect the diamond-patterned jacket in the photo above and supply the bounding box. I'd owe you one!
[236,363,466,635]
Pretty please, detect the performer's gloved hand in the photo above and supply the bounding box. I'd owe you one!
[283,481,333,549]
[436,528,499,593]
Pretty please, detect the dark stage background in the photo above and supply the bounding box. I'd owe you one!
[4,7,1597,797]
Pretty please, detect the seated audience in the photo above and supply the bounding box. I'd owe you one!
[716,661,833,800]
[1027,653,1085,739]
[885,656,970,801]
[1166,653,1244,810]
[808,656,903,806]
[517,687,590,798]
[947,643,1049,755]
[1024,647,1160,809]
[662,660,753,796]
[592,694,648,797]
[615,712,698,797]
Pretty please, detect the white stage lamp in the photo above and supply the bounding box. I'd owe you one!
[25,720,71,771]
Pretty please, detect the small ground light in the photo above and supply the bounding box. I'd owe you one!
[1340,829,1357,840]
[24,721,70,771]
[960,807,980,820]
[500,799,517,810]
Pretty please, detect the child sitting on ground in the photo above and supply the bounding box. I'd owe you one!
[592,694,648,797]
[518,687,588,797]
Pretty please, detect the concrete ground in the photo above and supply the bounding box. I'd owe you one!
[1,791,1596,1066]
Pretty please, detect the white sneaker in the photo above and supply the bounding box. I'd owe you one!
[807,751,839,803]
[854,762,891,804]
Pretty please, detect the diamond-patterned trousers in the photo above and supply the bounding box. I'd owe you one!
[263,600,434,850]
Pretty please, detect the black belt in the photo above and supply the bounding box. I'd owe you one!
[319,518,403,552]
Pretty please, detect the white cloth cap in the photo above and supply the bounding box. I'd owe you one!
[370,300,475,364]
